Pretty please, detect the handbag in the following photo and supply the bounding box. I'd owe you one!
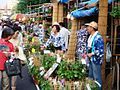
[5,58,22,76]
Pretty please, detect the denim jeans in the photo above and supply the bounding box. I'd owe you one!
[88,61,102,90]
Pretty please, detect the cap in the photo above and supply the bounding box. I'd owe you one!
[85,21,98,29]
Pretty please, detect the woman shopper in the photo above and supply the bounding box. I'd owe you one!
[85,21,104,90]
[0,27,14,90]
[41,24,65,54]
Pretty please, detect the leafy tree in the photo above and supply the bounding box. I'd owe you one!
[14,0,51,13]
[15,0,28,13]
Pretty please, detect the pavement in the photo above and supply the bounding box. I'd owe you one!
[16,65,37,90]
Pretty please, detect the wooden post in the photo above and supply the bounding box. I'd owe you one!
[58,3,64,22]
[98,0,108,90]
[65,19,77,62]
[52,3,59,24]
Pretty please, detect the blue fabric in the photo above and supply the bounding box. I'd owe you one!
[76,28,88,56]
[71,7,98,18]
[108,0,114,4]
[58,0,69,3]
[83,0,113,4]
[91,33,104,65]
[70,0,113,18]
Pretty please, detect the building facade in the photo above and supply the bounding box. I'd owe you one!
[0,0,18,16]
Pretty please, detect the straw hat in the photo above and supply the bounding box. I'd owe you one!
[85,21,98,29]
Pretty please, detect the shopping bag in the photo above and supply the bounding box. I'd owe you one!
[5,58,22,76]
[106,43,112,62]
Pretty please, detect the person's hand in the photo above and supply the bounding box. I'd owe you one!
[87,53,93,58]
[15,46,19,52]
[40,45,45,50]
[81,54,87,59]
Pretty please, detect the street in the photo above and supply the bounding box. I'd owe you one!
[16,65,37,90]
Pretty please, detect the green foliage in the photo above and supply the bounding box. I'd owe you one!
[39,78,51,90]
[41,54,56,70]
[57,60,87,81]
[28,65,51,90]
[15,0,51,13]
[27,54,88,89]
[15,0,28,13]
[44,8,52,14]
[110,6,120,18]
[28,36,32,42]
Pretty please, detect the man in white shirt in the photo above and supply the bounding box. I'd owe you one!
[0,21,3,39]
[59,22,70,51]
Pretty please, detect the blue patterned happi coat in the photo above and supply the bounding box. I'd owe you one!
[89,33,104,64]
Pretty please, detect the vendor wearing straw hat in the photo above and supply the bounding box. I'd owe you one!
[85,21,104,90]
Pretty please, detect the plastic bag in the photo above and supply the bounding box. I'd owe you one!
[106,43,112,62]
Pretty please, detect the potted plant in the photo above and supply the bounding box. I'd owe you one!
[110,6,120,24]
[57,60,86,81]
[110,6,120,18]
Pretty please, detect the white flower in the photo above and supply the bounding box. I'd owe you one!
[82,69,85,73]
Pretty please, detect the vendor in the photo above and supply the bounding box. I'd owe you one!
[41,24,65,54]
[85,21,104,90]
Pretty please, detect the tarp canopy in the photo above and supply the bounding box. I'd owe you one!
[58,0,69,3]
[70,0,114,18]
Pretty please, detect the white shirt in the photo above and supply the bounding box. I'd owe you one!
[60,27,70,50]
[0,26,3,39]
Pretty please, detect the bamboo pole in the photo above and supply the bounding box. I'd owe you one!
[65,19,77,62]
[52,3,59,24]
[58,3,64,22]
[98,0,108,90]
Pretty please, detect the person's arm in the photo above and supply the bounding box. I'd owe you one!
[44,35,53,48]
[59,36,66,51]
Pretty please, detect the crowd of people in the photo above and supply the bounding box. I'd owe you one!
[0,19,104,90]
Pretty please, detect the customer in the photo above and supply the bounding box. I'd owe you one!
[85,21,104,90]
[41,24,65,54]
[76,23,88,59]
[59,22,70,51]
[0,27,14,90]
